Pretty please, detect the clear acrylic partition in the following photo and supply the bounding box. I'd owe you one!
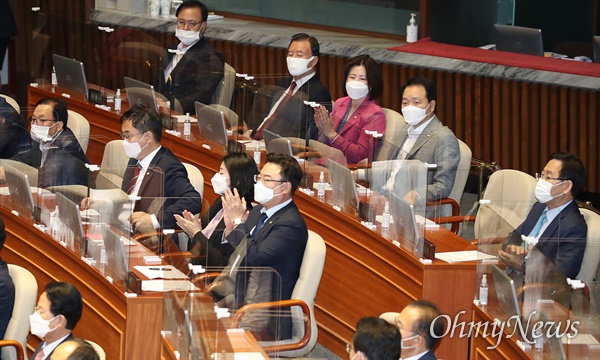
[426,166,472,232]
[368,158,427,253]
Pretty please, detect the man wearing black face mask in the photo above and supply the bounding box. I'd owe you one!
[500,152,587,279]
[155,0,224,114]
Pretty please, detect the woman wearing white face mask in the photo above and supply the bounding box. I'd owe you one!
[175,152,258,267]
[347,317,401,360]
[314,54,386,164]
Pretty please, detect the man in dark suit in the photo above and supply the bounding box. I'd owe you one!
[7,98,88,188]
[155,0,224,114]
[0,97,30,159]
[500,152,587,279]
[29,282,82,360]
[250,33,332,141]
[215,153,308,340]
[348,317,401,360]
[0,217,15,353]
[395,300,444,360]
[119,104,202,233]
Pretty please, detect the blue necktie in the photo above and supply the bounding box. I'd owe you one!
[528,210,548,238]
[252,213,269,236]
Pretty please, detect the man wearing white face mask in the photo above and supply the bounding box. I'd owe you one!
[212,153,308,340]
[29,282,82,360]
[251,33,331,141]
[500,152,587,278]
[389,300,444,360]
[7,97,89,188]
[155,0,224,114]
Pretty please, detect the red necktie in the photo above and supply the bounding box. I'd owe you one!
[254,81,297,140]
[127,163,142,195]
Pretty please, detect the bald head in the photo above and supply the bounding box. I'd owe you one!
[50,339,99,360]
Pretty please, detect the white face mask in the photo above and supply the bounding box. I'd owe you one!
[30,123,57,142]
[286,56,314,77]
[211,172,229,195]
[122,135,147,159]
[400,333,419,350]
[29,312,57,338]
[176,28,200,45]
[345,80,369,100]
[254,180,285,205]
[534,178,565,203]
[402,103,431,126]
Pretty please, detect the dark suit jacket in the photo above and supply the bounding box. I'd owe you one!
[252,75,332,140]
[419,350,438,360]
[0,98,30,159]
[30,333,74,360]
[121,147,202,229]
[224,201,308,339]
[155,37,224,114]
[0,257,15,345]
[503,201,587,279]
[11,128,89,188]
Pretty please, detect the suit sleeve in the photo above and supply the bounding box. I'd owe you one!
[174,49,224,112]
[329,107,386,164]
[426,130,460,201]
[554,217,587,279]
[159,160,202,228]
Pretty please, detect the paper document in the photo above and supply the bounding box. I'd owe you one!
[435,250,497,263]
[134,265,189,279]
[233,353,265,360]
[141,279,199,292]
[562,333,600,345]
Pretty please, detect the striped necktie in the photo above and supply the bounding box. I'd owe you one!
[127,163,142,195]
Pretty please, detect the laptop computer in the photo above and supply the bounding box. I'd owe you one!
[124,76,159,111]
[103,226,130,282]
[263,129,293,157]
[194,101,228,148]
[389,192,419,245]
[327,159,359,210]
[52,54,89,96]
[55,192,86,253]
[4,164,35,214]
[494,24,544,56]
[491,264,521,318]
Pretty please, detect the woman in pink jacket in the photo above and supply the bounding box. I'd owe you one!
[314,54,385,164]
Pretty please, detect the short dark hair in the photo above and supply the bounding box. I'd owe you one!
[176,0,208,22]
[224,152,259,203]
[353,317,401,360]
[0,217,5,250]
[288,33,320,57]
[35,97,69,127]
[53,338,100,360]
[342,54,383,100]
[406,300,444,350]
[265,153,303,194]
[120,104,163,142]
[45,282,83,330]
[400,77,437,103]
[551,152,586,197]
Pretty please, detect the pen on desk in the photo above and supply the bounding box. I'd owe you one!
[148,267,171,271]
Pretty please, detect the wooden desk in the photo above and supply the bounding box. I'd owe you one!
[28,84,478,359]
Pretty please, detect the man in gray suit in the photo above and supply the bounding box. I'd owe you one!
[377,77,460,203]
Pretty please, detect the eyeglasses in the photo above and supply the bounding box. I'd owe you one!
[535,173,566,182]
[30,116,57,125]
[346,343,354,353]
[120,132,143,141]
[254,175,286,184]
[176,19,202,28]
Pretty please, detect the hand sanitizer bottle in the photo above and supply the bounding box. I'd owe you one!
[114,89,122,113]
[317,171,326,198]
[51,206,61,241]
[183,112,191,139]
[51,66,58,86]
[253,141,261,165]
[479,274,488,305]
[381,201,390,230]
[406,13,418,43]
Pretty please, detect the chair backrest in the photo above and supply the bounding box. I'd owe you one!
[2,265,37,360]
[66,110,90,154]
[86,340,106,360]
[0,94,20,114]
[182,162,204,197]
[448,140,472,206]
[97,140,129,189]
[475,169,537,239]
[211,63,235,108]
[377,108,405,161]
[379,312,399,325]
[207,104,239,129]
[576,208,600,286]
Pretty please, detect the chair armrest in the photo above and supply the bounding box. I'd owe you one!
[0,340,24,360]
[296,151,322,159]
[192,272,222,290]
[232,299,311,353]
[427,198,461,233]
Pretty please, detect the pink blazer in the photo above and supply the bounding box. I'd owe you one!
[320,96,386,164]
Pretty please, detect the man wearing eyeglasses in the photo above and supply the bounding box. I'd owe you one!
[499,152,587,279]
[155,0,224,114]
[212,153,308,340]
[5,97,88,188]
